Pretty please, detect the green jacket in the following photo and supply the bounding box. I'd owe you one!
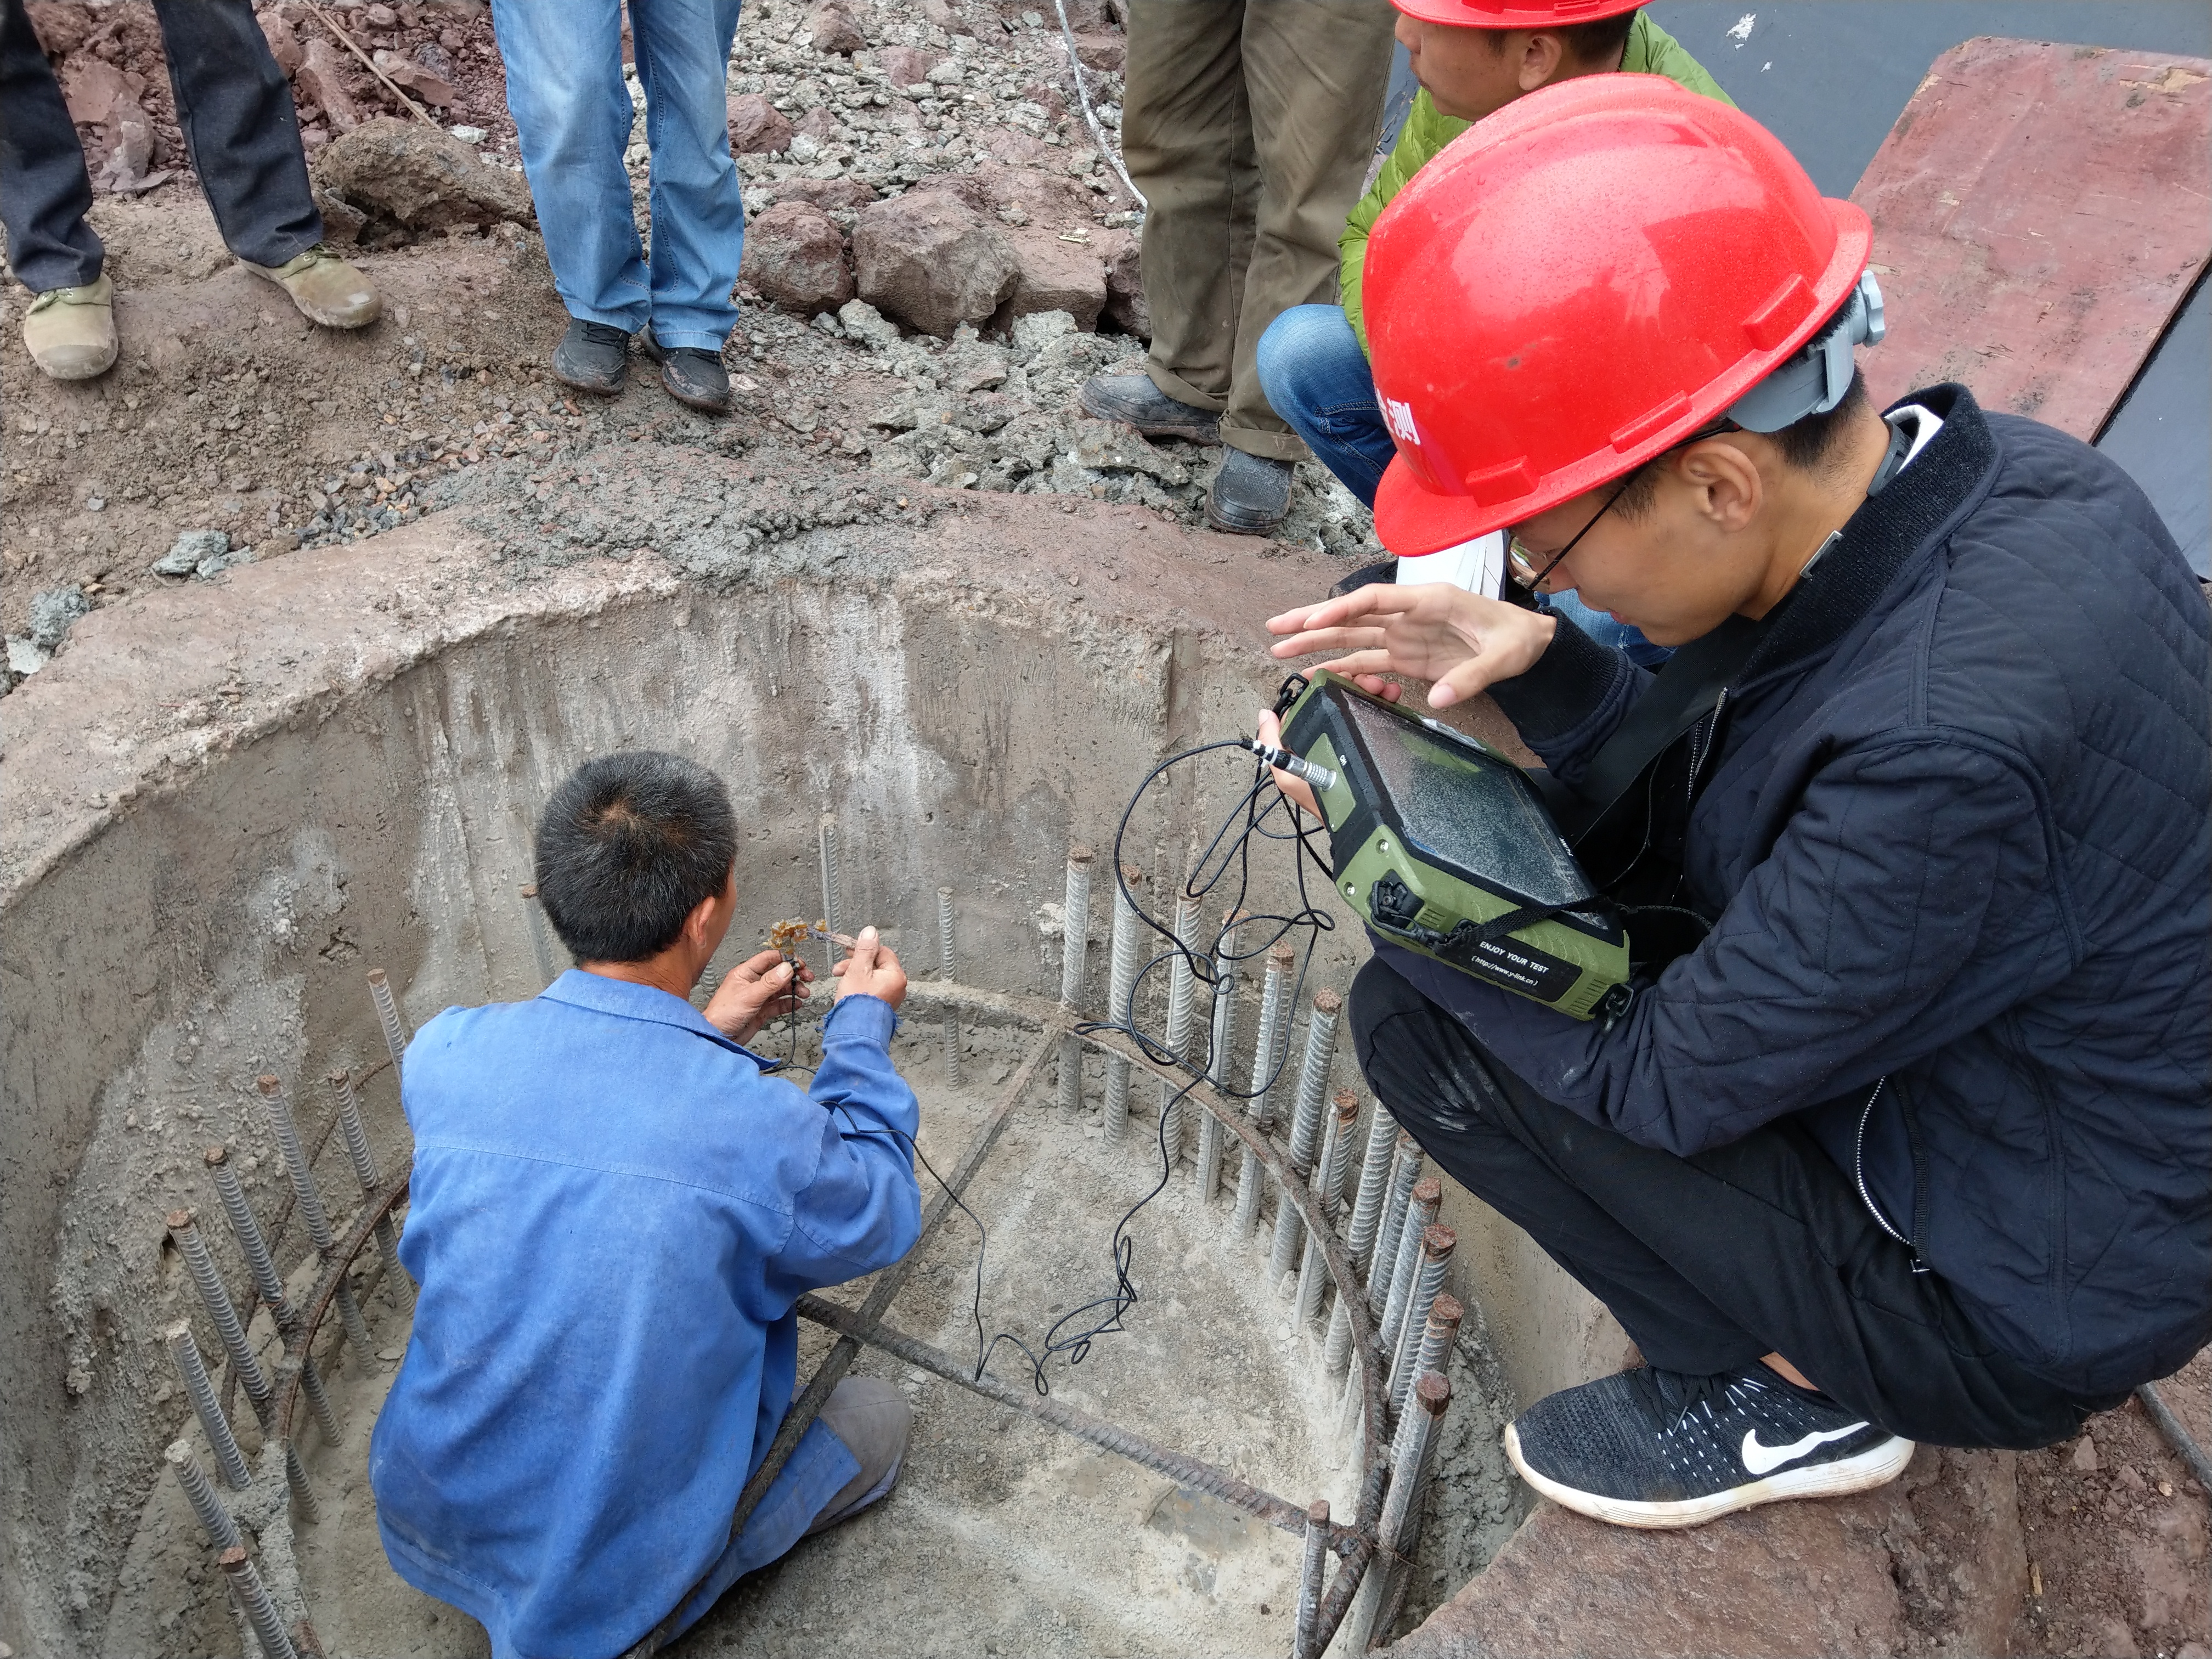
[1340,12,1734,353]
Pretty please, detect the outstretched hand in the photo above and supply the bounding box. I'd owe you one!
[705,948,814,1043]
[832,925,908,1011]
[1264,582,1555,708]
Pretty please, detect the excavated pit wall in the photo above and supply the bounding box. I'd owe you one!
[0,481,1621,1656]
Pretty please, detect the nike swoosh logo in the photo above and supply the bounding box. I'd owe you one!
[1741,1423,1869,1475]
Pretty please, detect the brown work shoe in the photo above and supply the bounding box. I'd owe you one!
[241,244,381,329]
[21,276,118,380]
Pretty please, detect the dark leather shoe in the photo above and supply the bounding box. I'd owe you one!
[1205,448,1295,535]
[642,332,735,414]
[1079,371,1221,443]
[1329,560,1397,597]
[552,319,629,394]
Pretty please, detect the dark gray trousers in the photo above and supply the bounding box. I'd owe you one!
[1348,956,2113,1449]
[0,0,321,291]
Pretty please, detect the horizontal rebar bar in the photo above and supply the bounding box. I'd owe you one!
[795,1293,1359,1549]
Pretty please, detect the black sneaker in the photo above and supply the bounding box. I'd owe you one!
[1329,559,1396,597]
[1078,371,1221,443]
[552,318,630,394]
[641,331,735,414]
[1503,1364,1914,1528]
[1205,448,1295,535]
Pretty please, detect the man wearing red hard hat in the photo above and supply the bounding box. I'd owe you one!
[1257,0,1724,650]
[1262,78,2210,1527]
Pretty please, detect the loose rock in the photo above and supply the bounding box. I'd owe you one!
[808,3,865,55]
[741,202,856,313]
[151,531,229,578]
[27,584,90,651]
[854,191,1019,338]
[728,92,794,156]
[998,227,1107,330]
[311,117,533,240]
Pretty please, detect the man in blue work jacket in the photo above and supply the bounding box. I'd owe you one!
[370,750,922,1656]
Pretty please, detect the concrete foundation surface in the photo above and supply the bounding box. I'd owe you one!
[0,467,2061,1657]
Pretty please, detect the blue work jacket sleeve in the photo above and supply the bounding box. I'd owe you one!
[773,993,924,1288]
[1486,612,1649,782]
[1407,735,2073,1156]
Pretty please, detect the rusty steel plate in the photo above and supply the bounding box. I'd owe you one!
[1851,37,2212,437]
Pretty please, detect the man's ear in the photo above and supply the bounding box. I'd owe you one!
[680,886,723,950]
[1675,439,1764,534]
[1521,31,1566,90]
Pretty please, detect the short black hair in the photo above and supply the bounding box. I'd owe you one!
[1610,368,1871,520]
[1482,9,1638,69]
[533,751,737,964]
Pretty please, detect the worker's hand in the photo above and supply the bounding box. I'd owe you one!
[1265,582,1556,708]
[832,925,908,1011]
[1254,707,1322,819]
[705,948,813,1044]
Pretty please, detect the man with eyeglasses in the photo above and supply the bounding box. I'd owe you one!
[1260,80,2210,1527]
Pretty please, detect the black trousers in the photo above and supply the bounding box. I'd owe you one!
[1348,957,2112,1450]
[0,0,320,291]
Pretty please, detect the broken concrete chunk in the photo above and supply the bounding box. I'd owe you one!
[152,530,228,578]
[728,92,794,155]
[740,201,855,313]
[311,117,534,239]
[837,299,902,348]
[1070,419,1188,486]
[877,44,943,88]
[1011,308,1078,362]
[28,584,90,651]
[854,191,1018,338]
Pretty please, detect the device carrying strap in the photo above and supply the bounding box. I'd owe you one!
[1558,612,1767,838]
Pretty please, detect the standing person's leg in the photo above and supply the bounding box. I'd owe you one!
[152,0,378,327]
[1205,0,1392,533]
[494,0,650,393]
[1,0,115,376]
[629,0,746,413]
[1253,302,1392,505]
[1082,0,1251,443]
[1347,958,2099,1516]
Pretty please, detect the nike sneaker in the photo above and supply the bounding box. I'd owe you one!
[1504,1363,1914,1528]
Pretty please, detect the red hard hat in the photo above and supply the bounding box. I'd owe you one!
[1365,76,1875,555]
[1390,0,1640,29]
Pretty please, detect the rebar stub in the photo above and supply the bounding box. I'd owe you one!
[1313,988,1342,1015]
[1333,1090,1360,1125]
[1414,1372,1452,1414]
[1068,844,1094,865]
[1420,1222,1455,1258]
[1429,1293,1464,1331]
[1412,1176,1442,1208]
[166,1207,194,1230]
[255,1074,281,1095]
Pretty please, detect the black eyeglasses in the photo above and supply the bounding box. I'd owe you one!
[1505,419,1738,592]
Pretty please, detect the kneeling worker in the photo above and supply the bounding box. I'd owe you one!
[370,751,921,1652]
[1262,81,2211,1525]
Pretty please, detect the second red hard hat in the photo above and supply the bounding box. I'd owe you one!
[1363,75,1875,555]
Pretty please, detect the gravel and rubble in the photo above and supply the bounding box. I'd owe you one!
[3,0,1378,676]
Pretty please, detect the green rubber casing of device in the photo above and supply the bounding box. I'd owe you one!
[1278,671,1630,1020]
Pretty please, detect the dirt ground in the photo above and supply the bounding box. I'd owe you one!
[2008,1350,2212,1659]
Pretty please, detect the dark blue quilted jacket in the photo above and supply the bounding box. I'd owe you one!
[1392,385,2212,1400]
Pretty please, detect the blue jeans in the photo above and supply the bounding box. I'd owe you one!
[1256,303,1673,668]
[493,0,746,349]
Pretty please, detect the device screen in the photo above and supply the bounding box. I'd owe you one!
[1341,694,1596,908]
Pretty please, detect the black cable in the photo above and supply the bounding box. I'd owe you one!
[805,740,1340,1399]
